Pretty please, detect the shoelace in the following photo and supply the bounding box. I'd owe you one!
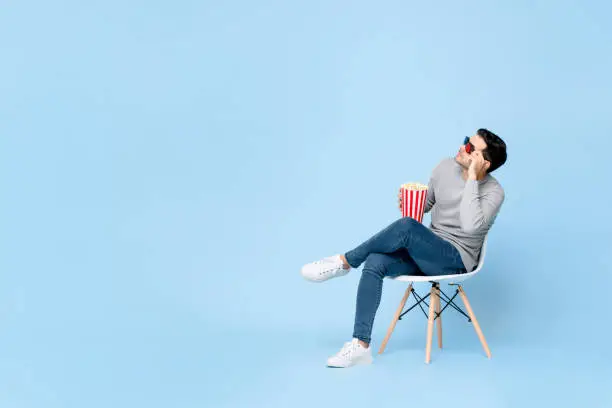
[313,258,341,277]
[338,342,358,359]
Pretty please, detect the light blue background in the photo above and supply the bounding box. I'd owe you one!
[1,1,611,407]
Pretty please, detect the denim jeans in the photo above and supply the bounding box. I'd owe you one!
[344,217,467,344]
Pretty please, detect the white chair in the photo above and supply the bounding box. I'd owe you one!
[378,235,491,364]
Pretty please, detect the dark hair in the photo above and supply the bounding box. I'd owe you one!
[477,128,507,173]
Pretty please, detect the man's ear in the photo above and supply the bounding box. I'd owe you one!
[484,161,491,171]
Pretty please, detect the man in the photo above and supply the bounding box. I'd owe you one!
[301,128,507,368]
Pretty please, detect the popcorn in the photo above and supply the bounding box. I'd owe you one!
[400,182,428,222]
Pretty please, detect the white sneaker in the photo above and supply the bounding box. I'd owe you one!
[300,255,350,282]
[327,339,373,368]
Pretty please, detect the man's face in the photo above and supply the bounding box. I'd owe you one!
[455,134,489,169]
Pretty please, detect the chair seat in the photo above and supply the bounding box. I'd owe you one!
[391,234,488,285]
[390,269,479,284]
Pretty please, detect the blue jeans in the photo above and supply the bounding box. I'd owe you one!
[344,217,467,344]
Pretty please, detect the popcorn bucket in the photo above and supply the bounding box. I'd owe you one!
[400,182,428,222]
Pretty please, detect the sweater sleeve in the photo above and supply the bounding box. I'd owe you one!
[460,180,505,233]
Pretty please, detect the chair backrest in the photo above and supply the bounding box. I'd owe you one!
[472,234,489,274]
[444,234,490,284]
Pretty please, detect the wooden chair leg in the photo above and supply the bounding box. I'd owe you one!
[378,284,412,354]
[458,286,492,358]
[435,284,442,349]
[425,285,436,364]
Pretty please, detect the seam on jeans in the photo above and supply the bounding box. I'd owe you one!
[367,275,381,342]
[359,267,381,345]
[362,257,403,344]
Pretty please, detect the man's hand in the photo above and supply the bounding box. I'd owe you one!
[468,151,488,180]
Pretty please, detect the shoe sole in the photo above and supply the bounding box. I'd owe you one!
[326,356,373,368]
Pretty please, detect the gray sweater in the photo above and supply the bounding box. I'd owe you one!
[424,157,505,272]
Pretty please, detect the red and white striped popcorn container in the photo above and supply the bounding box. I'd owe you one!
[400,182,428,223]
